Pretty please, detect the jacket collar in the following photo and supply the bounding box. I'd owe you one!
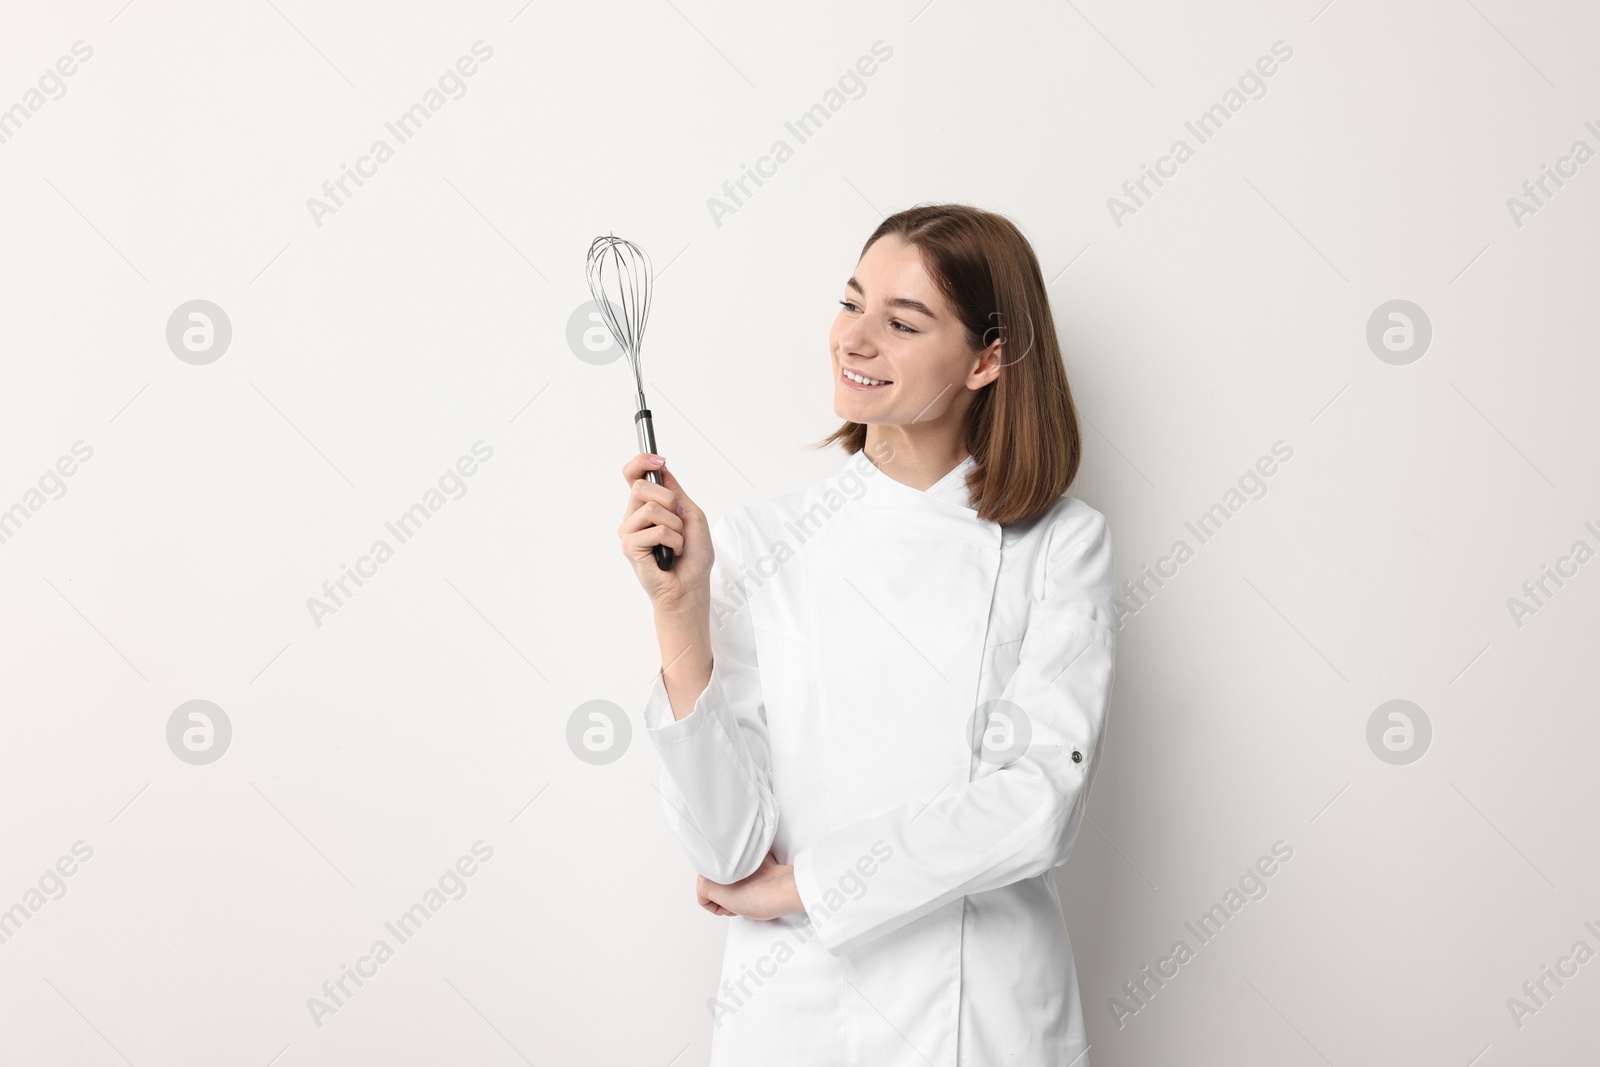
[833,450,1001,551]
[843,450,979,514]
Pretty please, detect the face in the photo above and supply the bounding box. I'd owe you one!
[830,233,1001,427]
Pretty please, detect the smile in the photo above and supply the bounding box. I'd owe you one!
[841,367,892,388]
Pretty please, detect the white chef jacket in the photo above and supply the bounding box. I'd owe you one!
[641,448,1117,1066]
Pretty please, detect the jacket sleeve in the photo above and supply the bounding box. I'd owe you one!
[790,503,1117,956]
[640,511,780,885]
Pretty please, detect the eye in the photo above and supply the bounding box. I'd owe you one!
[839,300,917,334]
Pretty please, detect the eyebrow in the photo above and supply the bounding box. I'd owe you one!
[846,276,938,319]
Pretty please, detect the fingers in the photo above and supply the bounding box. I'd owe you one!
[620,453,699,520]
[619,499,685,558]
[654,465,699,519]
[619,498,682,538]
[697,878,734,917]
[622,518,684,559]
[619,449,705,574]
[627,480,681,520]
[619,483,678,536]
[620,452,667,483]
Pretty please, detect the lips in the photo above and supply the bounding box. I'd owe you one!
[841,367,892,387]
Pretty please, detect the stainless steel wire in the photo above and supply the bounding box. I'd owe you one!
[585,234,654,404]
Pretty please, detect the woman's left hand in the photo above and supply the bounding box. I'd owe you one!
[697,851,804,920]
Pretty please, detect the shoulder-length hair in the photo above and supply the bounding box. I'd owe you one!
[815,202,1084,527]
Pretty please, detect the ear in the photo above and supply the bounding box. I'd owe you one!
[969,339,1004,389]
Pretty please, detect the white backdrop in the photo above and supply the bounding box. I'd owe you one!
[2,0,1597,1063]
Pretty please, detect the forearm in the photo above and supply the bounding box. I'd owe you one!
[653,594,713,722]
[646,594,779,883]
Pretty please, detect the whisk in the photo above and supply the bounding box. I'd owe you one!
[586,234,673,571]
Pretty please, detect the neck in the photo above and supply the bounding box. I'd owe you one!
[862,426,969,492]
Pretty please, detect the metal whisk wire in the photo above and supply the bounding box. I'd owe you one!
[586,233,674,571]
[586,234,653,400]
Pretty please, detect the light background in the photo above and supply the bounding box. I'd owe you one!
[1,0,1597,1064]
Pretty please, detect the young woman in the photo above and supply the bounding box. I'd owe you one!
[619,203,1118,1066]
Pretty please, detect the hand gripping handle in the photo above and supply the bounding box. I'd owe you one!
[635,408,674,571]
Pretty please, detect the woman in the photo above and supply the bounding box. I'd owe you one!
[619,203,1118,1066]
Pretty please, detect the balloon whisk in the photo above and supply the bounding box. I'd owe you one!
[586,233,674,570]
[585,234,654,412]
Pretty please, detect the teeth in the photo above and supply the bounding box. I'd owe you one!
[844,369,890,386]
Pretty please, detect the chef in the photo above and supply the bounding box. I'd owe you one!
[620,204,1118,1066]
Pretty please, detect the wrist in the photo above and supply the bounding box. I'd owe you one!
[653,598,712,680]
[652,589,711,624]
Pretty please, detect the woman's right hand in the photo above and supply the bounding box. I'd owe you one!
[619,453,712,611]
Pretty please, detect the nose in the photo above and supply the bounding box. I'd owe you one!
[837,315,875,357]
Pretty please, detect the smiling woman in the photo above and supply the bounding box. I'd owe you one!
[621,203,1116,1067]
[820,205,1082,524]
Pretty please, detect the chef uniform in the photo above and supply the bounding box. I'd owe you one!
[641,448,1118,1066]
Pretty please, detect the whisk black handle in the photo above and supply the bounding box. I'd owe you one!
[635,408,675,571]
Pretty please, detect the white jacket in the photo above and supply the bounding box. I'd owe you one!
[642,449,1118,1066]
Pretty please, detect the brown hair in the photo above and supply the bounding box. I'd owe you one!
[815,202,1084,526]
